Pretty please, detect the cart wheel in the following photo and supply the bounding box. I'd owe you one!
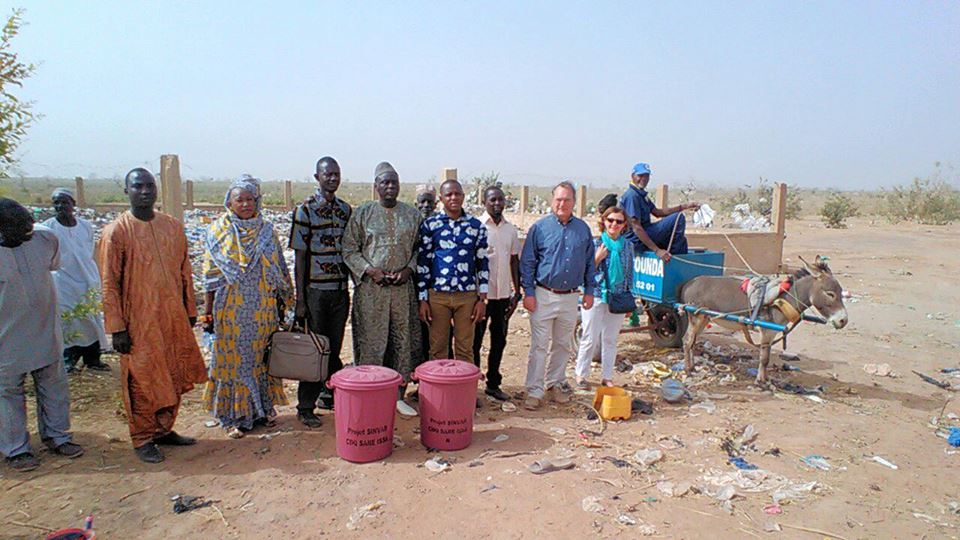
[647,305,688,348]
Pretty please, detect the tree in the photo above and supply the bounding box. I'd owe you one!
[0,9,37,180]
[469,171,508,206]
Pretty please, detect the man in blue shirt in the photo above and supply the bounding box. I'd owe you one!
[417,179,489,361]
[520,181,596,410]
[621,162,699,262]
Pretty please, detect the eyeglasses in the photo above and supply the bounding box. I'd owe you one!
[605,218,625,225]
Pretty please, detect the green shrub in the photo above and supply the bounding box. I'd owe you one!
[819,192,858,228]
[880,167,960,225]
[716,186,750,213]
[61,289,102,345]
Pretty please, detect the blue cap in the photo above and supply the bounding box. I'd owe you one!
[632,162,651,175]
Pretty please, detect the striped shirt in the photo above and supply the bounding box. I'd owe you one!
[289,193,352,290]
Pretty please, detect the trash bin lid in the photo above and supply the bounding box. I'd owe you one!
[329,365,403,391]
[414,359,481,384]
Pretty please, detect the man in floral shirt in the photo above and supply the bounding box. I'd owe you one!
[416,180,489,361]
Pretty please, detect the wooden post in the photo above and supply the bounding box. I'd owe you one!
[74,177,85,208]
[771,182,788,273]
[159,154,184,223]
[519,185,529,227]
[185,180,194,209]
[284,180,293,211]
[655,184,669,209]
[577,185,587,217]
[440,168,468,203]
[371,183,378,200]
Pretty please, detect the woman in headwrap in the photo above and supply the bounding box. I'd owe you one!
[201,175,293,438]
[574,206,635,388]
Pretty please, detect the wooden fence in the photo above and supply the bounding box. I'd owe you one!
[73,155,787,274]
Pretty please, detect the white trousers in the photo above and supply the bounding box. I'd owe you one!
[575,301,623,381]
[524,288,579,399]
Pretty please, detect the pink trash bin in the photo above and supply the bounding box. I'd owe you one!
[327,365,403,463]
[413,359,482,450]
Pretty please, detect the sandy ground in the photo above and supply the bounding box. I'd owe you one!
[2,217,959,540]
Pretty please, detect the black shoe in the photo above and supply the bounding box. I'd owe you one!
[153,431,197,446]
[297,410,323,428]
[50,442,84,459]
[84,362,111,371]
[64,364,78,374]
[134,443,165,463]
[484,388,511,401]
[252,417,277,428]
[6,452,39,472]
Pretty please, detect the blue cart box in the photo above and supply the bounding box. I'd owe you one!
[632,249,725,303]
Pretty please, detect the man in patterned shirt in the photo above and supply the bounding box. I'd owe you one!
[289,156,352,428]
[343,162,423,416]
[416,179,489,362]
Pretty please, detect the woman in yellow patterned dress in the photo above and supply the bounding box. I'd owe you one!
[201,175,292,439]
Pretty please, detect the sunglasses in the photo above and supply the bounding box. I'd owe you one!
[605,218,625,225]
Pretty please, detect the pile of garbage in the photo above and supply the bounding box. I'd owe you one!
[27,205,302,308]
[727,203,770,231]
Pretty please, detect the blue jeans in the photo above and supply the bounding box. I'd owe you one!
[641,213,687,254]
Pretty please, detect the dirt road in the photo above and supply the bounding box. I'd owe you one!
[2,217,958,539]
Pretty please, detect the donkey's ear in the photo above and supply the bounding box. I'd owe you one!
[798,255,822,278]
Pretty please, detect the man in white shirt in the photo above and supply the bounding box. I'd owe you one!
[472,186,521,401]
[42,188,109,373]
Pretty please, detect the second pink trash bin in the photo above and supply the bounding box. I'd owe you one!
[413,359,482,450]
[327,365,402,463]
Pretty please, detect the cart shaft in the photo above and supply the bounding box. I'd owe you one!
[673,303,788,332]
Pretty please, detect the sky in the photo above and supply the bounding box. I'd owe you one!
[5,1,959,189]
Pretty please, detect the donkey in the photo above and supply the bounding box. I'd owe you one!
[678,255,848,384]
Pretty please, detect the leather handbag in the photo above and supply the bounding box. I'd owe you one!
[607,290,638,314]
[603,257,637,314]
[265,324,330,382]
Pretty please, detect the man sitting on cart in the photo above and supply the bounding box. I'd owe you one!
[621,162,699,263]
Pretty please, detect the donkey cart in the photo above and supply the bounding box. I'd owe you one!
[587,249,830,349]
